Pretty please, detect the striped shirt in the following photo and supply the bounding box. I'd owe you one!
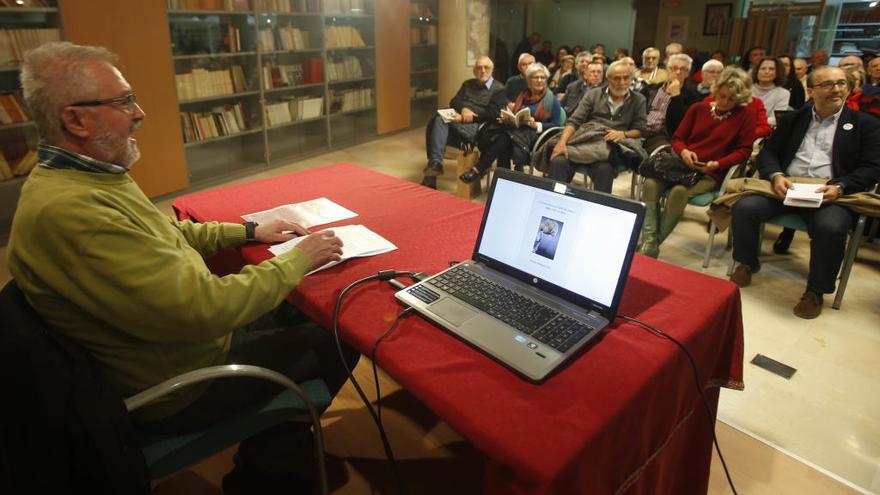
[646,86,673,133]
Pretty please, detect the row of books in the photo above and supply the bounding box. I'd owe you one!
[255,0,320,12]
[258,24,311,52]
[322,0,367,14]
[262,58,322,88]
[410,25,437,45]
[167,0,248,11]
[0,29,61,65]
[326,55,363,81]
[324,26,366,48]
[175,66,248,101]
[410,87,437,99]
[180,103,249,143]
[265,95,323,126]
[839,9,880,24]
[0,92,29,125]
[0,150,37,181]
[330,87,372,113]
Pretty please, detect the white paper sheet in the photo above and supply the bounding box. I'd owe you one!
[268,224,397,275]
[242,197,357,228]
[783,183,823,208]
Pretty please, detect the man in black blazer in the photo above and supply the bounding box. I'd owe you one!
[729,66,880,318]
[640,53,702,152]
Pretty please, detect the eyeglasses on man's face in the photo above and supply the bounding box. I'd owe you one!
[68,93,139,113]
[813,80,848,90]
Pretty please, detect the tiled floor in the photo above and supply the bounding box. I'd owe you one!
[5,128,879,493]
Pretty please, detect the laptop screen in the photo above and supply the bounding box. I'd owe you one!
[475,174,640,310]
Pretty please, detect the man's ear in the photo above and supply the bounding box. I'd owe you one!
[60,107,90,139]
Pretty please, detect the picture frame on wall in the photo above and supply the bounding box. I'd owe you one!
[704,3,732,36]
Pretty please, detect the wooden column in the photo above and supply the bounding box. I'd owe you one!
[375,0,411,134]
[59,0,189,198]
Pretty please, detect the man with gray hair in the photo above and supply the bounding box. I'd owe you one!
[543,60,647,193]
[561,58,606,115]
[664,42,683,66]
[697,59,724,94]
[8,41,354,492]
[557,50,592,94]
[640,52,701,152]
[639,47,668,84]
[505,52,536,102]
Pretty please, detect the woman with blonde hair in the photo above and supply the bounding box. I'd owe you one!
[639,67,757,257]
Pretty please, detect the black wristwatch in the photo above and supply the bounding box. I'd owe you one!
[244,221,258,242]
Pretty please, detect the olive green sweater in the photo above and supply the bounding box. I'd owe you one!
[7,167,312,419]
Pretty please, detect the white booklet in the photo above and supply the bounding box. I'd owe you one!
[437,108,457,123]
[783,183,823,208]
[499,107,531,127]
[268,224,398,275]
[242,197,357,228]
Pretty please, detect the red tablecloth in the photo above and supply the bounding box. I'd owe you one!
[173,163,744,494]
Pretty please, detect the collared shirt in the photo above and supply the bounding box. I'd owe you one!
[567,85,646,133]
[37,143,128,174]
[484,77,495,90]
[786,105,844,179]
[646,85,672,133]
[605,87,630,115]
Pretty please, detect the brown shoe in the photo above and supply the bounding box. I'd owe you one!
[729,264,753,287]
[793,291,823,319]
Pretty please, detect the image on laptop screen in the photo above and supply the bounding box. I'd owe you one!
[476,177,638,308]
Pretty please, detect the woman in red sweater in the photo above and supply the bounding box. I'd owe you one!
[639,66,757,258]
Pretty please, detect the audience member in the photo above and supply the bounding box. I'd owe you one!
[561,60,605,115]
[619,56,646,93]
[460,63,563,182]
[696,59,723,95]
[867,56,880,92]
[593,43,611,64]
[842,64,866,111]
[548,45,570,74]
[422,56,506,188]
[572,45,584,56]
[794,57,809,94]
[639,67,757,258]
[838,54,864,70]
[506,52,536,102]
[9,41,355,492]
[550,54,575,91]
[729,66,880,319]
[641,53,701,152]
[543,60,646,193]
[534,40,554,66]
[613,48,629,60]
[664,42,683,66]
[639,47,668,84]
[809,49,829,71]
[511,32,541,76]
[711,50,726,64]
[558,51,591,94]
[740,46,765,73]
[752,56,791,126]
[777,54,807,108]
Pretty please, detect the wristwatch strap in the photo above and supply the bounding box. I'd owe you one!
[244,221,257,242]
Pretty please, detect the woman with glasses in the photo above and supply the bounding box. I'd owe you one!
[460,63,563,182]
[752,57,791,126]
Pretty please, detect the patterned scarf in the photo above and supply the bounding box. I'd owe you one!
[514,87,554,122]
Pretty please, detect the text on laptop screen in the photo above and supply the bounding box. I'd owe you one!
[477,178,637,307]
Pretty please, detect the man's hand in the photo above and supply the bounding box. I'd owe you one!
[254,220,309,243]
[451,111,463,123]
[772,174,793,198]
[816,184,843,204]
[550,140,569,161]
[680,149,698,168]
[603,129,626,143]
[296,230,344,270]
[527,117,538,129]
[461,107,477,123]
[665,79,681,97]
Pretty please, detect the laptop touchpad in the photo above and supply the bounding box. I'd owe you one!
[430,298,478,326]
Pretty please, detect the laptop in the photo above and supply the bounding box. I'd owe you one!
[395,169,645,381]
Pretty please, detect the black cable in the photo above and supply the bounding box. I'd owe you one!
[371,308,414,426]
[619,315,738,495]
[332,270,416,495]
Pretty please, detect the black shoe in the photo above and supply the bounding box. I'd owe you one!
[421,175,437,189]
[459,170,481,183]
[773,228,795,254]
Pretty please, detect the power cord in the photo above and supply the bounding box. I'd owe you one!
[332,270,420,495]
[619,315,738,495]
[371,308,414,427]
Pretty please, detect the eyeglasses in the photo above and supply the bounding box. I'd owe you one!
[68,93,138,112]
[813,80,848,90]
[529,75,548,80]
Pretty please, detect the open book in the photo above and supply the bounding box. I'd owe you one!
[437,108,457,123]
[499,107,531,128]
[268,224,397,275]
[783,183,823,208]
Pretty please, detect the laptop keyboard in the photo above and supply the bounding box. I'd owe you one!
[412,266,594,353]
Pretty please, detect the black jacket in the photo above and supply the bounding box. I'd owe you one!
[641,81,702,137]
[757,104,880,194]
[449,78,507,123]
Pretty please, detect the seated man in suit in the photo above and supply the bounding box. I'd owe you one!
[641,53,702,152]
[546,60,646,193]
[9,42,354,492]
[422,55,506,188]
[638,47,668,85]
[561,58,605,116]
[729,66,880,319]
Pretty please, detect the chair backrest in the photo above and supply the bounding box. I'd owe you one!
[0,280,151,495]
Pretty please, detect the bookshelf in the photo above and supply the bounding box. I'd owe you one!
[830,2,880,58]
[167,0,377,182]
[0,1,63,244]
[409,0,437,128]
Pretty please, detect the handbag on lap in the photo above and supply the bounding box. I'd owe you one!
[638,148,703,187]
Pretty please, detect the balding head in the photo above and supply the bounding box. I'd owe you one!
[838,55,863,69]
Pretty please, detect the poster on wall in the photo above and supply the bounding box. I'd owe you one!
[703,3,732,36]
[666,16,689,44]
[466,0,490,66]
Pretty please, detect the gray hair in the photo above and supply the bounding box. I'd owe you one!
[711,66,752,105]
[518,52,536,65]
[21,42,116,144]
[668,53,693,72]
[665,42,682,56]
[574,51,592,65]
[642,47,659,59]
[702,59,723,72]
[606,60,635,78]
[525,62,550,80]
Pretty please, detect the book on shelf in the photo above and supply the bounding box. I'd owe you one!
[0,29,62,65]
[258,24,310,52]
[220,24,242,53]
[286,95,323,120]
[324,26,366,48]
[302,57,322,84]
[176,66,246,101]
[499,107,531,128]
[322,0,366,14]
[180,103,248,143]
[255,0,291,12]
[327,55,363,81]
[0,92,30,125]
[167,0,249,11]
[262,62,305,89]
[290,0,321,13]
[266,100,293,126]
[330,87,373,113]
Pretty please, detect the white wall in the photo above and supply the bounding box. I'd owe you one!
[530,0,637,54]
